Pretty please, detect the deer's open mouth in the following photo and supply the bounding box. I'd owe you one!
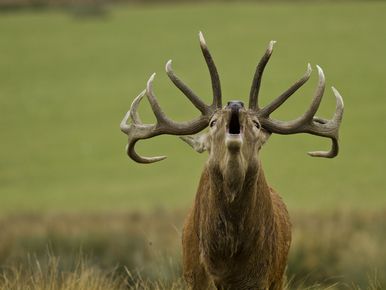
[226,111,243,150]
[228,111,241,135]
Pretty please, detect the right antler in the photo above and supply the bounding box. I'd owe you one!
[249,41,344,158]
[120,32,221,163]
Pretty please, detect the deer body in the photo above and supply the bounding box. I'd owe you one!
[181,103,292,289]
[120,33,343,290]
[183,164,291,289]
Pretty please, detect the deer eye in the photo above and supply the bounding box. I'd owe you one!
[210,120,217,127]
[253,120,260,129]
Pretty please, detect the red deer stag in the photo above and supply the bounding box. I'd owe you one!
[120,33,344,290]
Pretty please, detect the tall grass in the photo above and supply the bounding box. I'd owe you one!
[0,210,384,288]
[0,256,124,290]
[0,255,329,290]
[0,253,381,290]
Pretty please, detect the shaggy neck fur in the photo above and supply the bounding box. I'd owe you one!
[199,154,275,281]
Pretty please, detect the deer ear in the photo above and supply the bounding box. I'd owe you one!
[180,134,208,153]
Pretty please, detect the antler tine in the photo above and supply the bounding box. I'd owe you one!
[249,40,276,110]
[307,86,344,158]
[199,31,222,108]
[129,89,145,124]
[331,87,344,124]
[307,137,339,158]
[283,65,325,129]
[165,60,209,114]
[120,109,131,134]
[146,73,170,124]
[127,140,167,163]
[260,63,312,117]
[120,89,146,134]
[298,65,325,122]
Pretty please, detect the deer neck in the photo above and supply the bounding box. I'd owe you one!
[198,155,274,269]
[204,153,274,230]
[207,152,272,209]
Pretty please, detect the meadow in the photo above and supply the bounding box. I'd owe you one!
[0,1,385,289]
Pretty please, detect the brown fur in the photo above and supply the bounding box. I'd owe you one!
[182,108,291,290]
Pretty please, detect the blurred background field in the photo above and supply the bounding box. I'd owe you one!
[0,0,385,289]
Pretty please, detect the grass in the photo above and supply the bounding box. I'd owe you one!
[0,257,126,290]
[0,210,385,288]
[6,207,377,290]
[0,256,380,290]
[0,1,385,213]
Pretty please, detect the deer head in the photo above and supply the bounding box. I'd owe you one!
[120,32,344,169]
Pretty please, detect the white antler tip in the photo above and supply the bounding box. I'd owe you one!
[149,156,167,163]
[268,40,276,49]
[148,72,156,82]
[307,151,333,158]
[331,86,344,108]
[304,63,312,76]
[266,40,276,55]
[165,59,173,72]
[315,65,325,81]
[146,73,156,92]
[133,89,146,104]
[199,31,207,47]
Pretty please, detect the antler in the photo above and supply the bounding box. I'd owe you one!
[249,41,344,158]
[120,32,222,163]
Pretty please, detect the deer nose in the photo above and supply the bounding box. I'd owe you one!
[227,101,244,112]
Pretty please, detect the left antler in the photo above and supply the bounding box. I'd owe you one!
[120,32,222,163]
[249,41,344,158]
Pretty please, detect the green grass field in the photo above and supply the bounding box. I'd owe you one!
[1,2,385,214]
